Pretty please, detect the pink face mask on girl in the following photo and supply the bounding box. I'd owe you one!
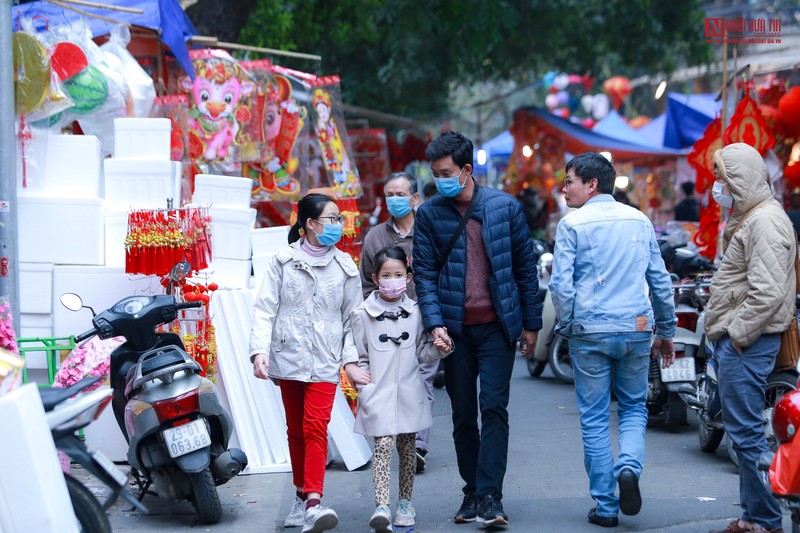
[378,278,407,298]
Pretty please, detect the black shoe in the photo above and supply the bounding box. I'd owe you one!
[454,491,478,523]
[588,508,618,528]
[618,468,642,516]
[415,448,427,474]
[476,493,508,528]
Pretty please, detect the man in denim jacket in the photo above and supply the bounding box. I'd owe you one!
[549,152,676,529]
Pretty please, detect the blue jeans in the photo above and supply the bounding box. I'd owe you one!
[570,331,652,518]
[444,322,516,499]
[716,334,782,530]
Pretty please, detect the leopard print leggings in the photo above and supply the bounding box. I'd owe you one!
[373,433,416,506]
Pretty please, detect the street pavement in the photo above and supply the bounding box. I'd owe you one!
[75,356,794,532]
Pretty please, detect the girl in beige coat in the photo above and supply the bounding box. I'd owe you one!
[344,246,449,532]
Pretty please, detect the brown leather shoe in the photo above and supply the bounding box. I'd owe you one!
[708,519,783,533]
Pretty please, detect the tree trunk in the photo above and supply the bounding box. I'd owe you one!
[184,0,258,43]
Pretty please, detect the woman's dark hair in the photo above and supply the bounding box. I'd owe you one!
[425,130,473,168]
[565,152,616,194]
[288,193,337,244]
[372,246,412,277]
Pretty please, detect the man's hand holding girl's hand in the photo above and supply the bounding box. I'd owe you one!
[433,327,454,353]
[344,362,371,385]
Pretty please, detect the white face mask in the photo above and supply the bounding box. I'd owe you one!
[712,181,734,208]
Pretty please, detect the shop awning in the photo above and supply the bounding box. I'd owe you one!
[520,106,684,163]
[12,0,197,77]
[663,92,719,149]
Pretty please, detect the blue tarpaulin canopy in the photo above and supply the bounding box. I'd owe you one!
[663,92,719,149]
[592,110,658,148]
[12,0,197,77]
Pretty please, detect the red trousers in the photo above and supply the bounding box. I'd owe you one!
[278,379,337,496]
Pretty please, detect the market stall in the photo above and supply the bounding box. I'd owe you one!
[10,0,372,475]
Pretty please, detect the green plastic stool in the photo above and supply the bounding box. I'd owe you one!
[17,336,76,386]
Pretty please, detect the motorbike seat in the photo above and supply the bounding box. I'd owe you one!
[139,348,186,376]
[38,376,102,411]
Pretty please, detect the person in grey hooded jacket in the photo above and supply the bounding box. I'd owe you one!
[706,143,796,533]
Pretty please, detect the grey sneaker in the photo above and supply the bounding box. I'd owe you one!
[369,505,392,532]
[284,495,305,527]
[301,504,338,533]
[394,499,416,528]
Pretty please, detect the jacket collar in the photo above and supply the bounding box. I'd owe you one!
[288,240,336,267]
[363,291,416,317]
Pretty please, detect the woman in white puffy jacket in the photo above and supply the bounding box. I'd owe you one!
[249,193,361,533]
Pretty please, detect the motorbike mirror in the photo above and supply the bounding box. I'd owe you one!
[170,261,191,283]
[60,293,96,316]
[60,293,84,312]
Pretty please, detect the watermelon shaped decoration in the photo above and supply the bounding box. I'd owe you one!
[50,42,88,82]
[63,65,108,114]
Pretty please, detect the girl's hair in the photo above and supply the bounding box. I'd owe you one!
[288,193,337,244]
[373,246,412,276]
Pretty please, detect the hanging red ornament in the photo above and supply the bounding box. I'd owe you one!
[723,93,775,155]
[687,117,722,194]
[602,76,632,110]
[785,163,800,189]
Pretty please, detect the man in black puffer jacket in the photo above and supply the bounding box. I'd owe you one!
[413,131,542,528]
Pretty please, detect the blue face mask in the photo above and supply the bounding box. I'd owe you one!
[313,222,343,246]
[386,196,413,218]
[434,169,466,197]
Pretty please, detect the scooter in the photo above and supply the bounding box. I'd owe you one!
[39,375,147,532]
[646,276,711,429]
[758,373,800,533]
[60,262,247,524]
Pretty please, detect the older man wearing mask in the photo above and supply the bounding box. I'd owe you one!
[359,171,437,473]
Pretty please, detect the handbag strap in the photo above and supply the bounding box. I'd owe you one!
[793,232,800,297]
[438,185,480,270]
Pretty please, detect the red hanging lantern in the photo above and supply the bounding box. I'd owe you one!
[785,163,800,189]
[602,76,632,110]
[778,87,800,138]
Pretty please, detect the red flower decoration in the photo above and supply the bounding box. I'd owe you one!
[235,106,252,124]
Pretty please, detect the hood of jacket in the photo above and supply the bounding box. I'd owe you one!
[715,143,773,250]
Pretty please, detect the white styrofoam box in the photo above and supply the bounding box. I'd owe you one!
[251,255,273,293]
[0,385,78,533]
[83,403,129,462]
[18,196,104,265]
[113,117,171,160]
[192,174,253,209]
[104,158,174,210]
[209,206,257,260]
[20,263,54,314]
[20,314,53,348]
[252,225,290,256]
[201,258,252,290]
[23,134,102,199]
[104,210,129,267]
[171,161,183,204]
[52,266,162,338]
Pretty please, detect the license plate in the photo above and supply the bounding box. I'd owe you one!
[660,356,696,383]
[163,419,210,458]
[93,450,128,487]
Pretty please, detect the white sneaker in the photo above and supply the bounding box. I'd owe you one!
[284,496,305,527]
[301,504,338,533]
[369,505,393,532]
[394,499,416,528]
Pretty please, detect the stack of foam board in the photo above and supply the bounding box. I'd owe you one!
[251,226,290,291]
[18,134,104,346]
[212,289,371,473]
[192,175,256,289]
[103,118,181,267]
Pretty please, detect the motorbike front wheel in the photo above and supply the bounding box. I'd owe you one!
[725,371,797,469]
[548,336,574,384]
[189,467,223,524]
[65,472,112,533]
